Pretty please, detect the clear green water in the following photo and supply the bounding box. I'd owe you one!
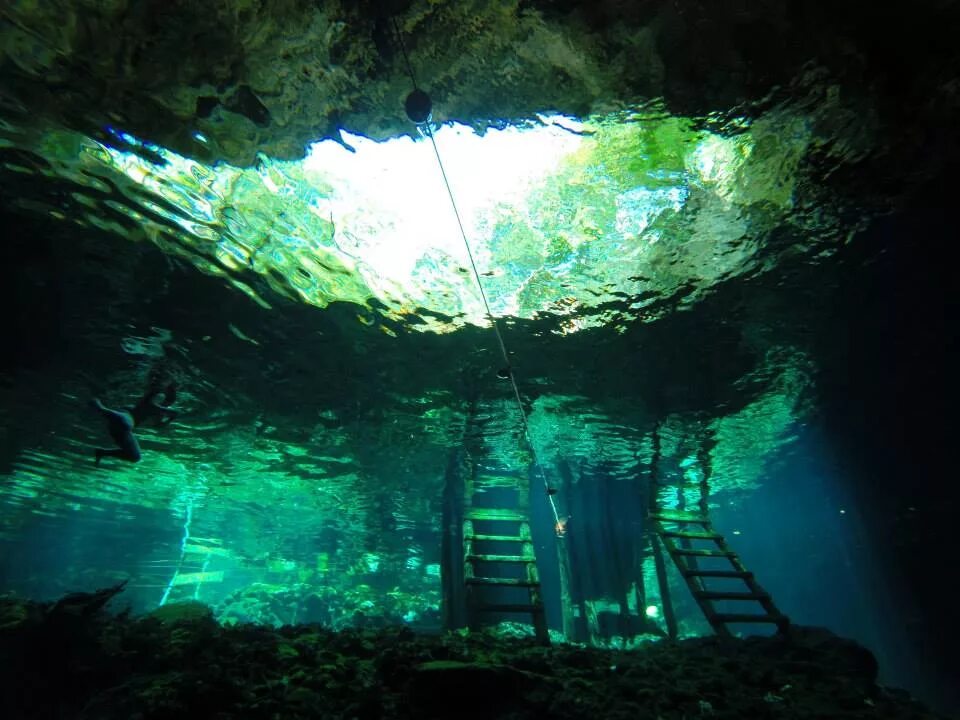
[0,86,880,637]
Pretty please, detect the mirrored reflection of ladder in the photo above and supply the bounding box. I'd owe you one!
[651,511,789,638]
[463,471,549,644]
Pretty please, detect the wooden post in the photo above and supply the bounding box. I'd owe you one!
[648,423,678,639]
[697,432,715,519]
[440,447,466,630]
[651,533,678,639]
[559,459,588,642]
[555,533,575,641]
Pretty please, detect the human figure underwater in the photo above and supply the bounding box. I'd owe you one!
[90,382,178,465]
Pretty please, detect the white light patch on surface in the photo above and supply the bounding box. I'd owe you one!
[53,110,785,331]
[302,119,584,289]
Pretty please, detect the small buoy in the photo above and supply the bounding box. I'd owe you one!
[405,89,432,124]
[497,367,512,380]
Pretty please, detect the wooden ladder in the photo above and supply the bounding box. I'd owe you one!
[463,472,549,644]
[651,511,789,637]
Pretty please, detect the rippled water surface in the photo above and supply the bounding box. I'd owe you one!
[0,71,889,628]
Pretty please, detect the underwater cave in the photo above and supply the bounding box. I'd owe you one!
[1,1,957,718]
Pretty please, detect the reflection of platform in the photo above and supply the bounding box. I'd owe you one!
[170,570,224,586]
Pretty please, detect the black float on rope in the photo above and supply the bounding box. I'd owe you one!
[404,89,432,124]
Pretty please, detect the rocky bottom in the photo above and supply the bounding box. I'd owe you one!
[0,587,947,720]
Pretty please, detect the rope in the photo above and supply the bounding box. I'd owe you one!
[390,21,562,530]
[391,17,419,90]
[423,125,561,530]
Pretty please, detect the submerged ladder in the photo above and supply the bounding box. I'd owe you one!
[651,510,789,637]
[463,469,549,644]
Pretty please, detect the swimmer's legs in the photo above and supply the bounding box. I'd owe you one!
[94,440,142,465]
[91,399,141,465]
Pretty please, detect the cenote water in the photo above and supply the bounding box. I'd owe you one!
[1,3,956,718]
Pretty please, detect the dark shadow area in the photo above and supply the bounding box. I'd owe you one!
[809,187,958,712]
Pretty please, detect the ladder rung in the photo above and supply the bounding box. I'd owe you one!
[467,554,535,563]
[650,513,710,524]
[466,509,527,521]
[673,548,735,558]
[466,577,539,587]
[711,613,784,624]
[682,569,753,579]
[695,591,768,601]
[476,603,543,614]
[660,530,722,540]
[465,534,526,542]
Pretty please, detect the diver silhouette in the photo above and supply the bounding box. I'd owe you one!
[91,382,178,465]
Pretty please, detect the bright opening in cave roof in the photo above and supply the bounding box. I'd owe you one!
[26,105,812,335]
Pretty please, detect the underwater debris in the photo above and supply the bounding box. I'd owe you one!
[48,580,128,619]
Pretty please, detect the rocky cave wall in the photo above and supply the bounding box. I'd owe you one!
[2,0,958,167]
